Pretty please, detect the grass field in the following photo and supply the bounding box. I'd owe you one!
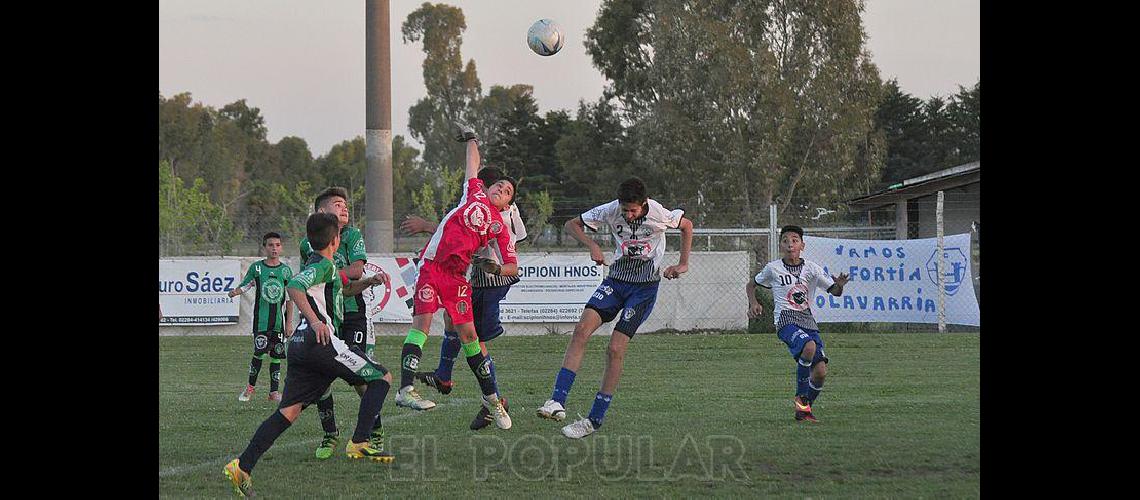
[159,332,979,498]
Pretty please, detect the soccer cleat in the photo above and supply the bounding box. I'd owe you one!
[223,459,254,497]
[479,394,512,430]
[237,385,255,402]
[414,371,454,395]
[346,440,395,463]
[395,385,437,410]
[561,415,596,439]
[369,428,384,451]
[315,432,339,460]
[536,399,566,421]
[267,391,282,403]
[471,397,510,430]
[795,411,819,423]
[794,396,818,422]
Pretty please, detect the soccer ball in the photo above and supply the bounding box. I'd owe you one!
[527,19,564,56]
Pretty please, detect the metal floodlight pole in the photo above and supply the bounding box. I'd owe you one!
[365,0,394,252]
[937,190,946,333]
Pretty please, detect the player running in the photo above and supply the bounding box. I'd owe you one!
[224,212,392,497]
[298,187,387,459]
[229,232,294,403]
[746,225,849,422]
[393,125,518,431]
[536,177,693,439]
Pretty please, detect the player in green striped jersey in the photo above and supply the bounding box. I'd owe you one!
[225,213,394,496]
[229,232,294,403]
[299,187,388,459]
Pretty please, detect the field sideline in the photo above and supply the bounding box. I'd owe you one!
[159,332,979,497]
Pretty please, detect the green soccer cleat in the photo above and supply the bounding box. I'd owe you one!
[346,440,395,463]
[223,459,254,497]
[315,432,339,460]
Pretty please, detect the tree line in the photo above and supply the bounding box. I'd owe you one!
[159,0,978,255]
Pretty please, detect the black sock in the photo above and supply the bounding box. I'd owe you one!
[352,379,391,443]
[316,392,338,435]
[238,410,292,474]
[400,343,422,389]
[372,406,383,433]
[248,357,263,386]
[466,351,497,396]
[269,360,281,392]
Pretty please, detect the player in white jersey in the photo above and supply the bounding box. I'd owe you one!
[400,166,527,430]
[747,225,849,422]
[537,177,693,439]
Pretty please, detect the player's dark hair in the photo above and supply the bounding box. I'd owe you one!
[314,186,349,212]
[306,213,340,251]
[262,232,282,245]
[617,177,648,204]
[780,225,804,239]
[478,167,502,185]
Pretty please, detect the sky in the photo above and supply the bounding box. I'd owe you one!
[159,0,980,157]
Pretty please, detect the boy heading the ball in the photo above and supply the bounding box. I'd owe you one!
[537,177,693,439]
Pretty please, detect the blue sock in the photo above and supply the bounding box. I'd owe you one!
[487,355,500,397]
[588,392,613,428]
[796,359,811,397]
[436,330,460,381]
[551,367,576,405]
[807,378,824,404]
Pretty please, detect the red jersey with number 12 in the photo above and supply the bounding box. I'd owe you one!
[419,177,517,274]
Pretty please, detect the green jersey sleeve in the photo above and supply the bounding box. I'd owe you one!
[288,257,334,292]
[299,238,313,270]
[343,228,367,264]
[238,262,259,293]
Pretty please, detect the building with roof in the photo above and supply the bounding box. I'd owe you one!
[847,162,979,240]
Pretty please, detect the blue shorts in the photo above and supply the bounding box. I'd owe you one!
[472,285,511,342]
[585,278,660,337]
[776,324,829,364]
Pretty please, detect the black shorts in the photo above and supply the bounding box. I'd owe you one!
[279,326,389,409]
[252,331,287,359]
[339,312,372,351]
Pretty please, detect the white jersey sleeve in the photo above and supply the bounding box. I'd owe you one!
[581,200,618,232]
[646,199,685,229]
[754,262,775,288]
[508,203,527,242]
[808,261,835,293]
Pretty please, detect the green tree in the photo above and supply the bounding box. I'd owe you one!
[945,80,979,165]
[159,160,242,255]
[402,2,482,173]
[874,79,927,185]
[585,0,884,225]
[521,190,554,248]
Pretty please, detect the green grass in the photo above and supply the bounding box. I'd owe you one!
[159,332,979,498]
